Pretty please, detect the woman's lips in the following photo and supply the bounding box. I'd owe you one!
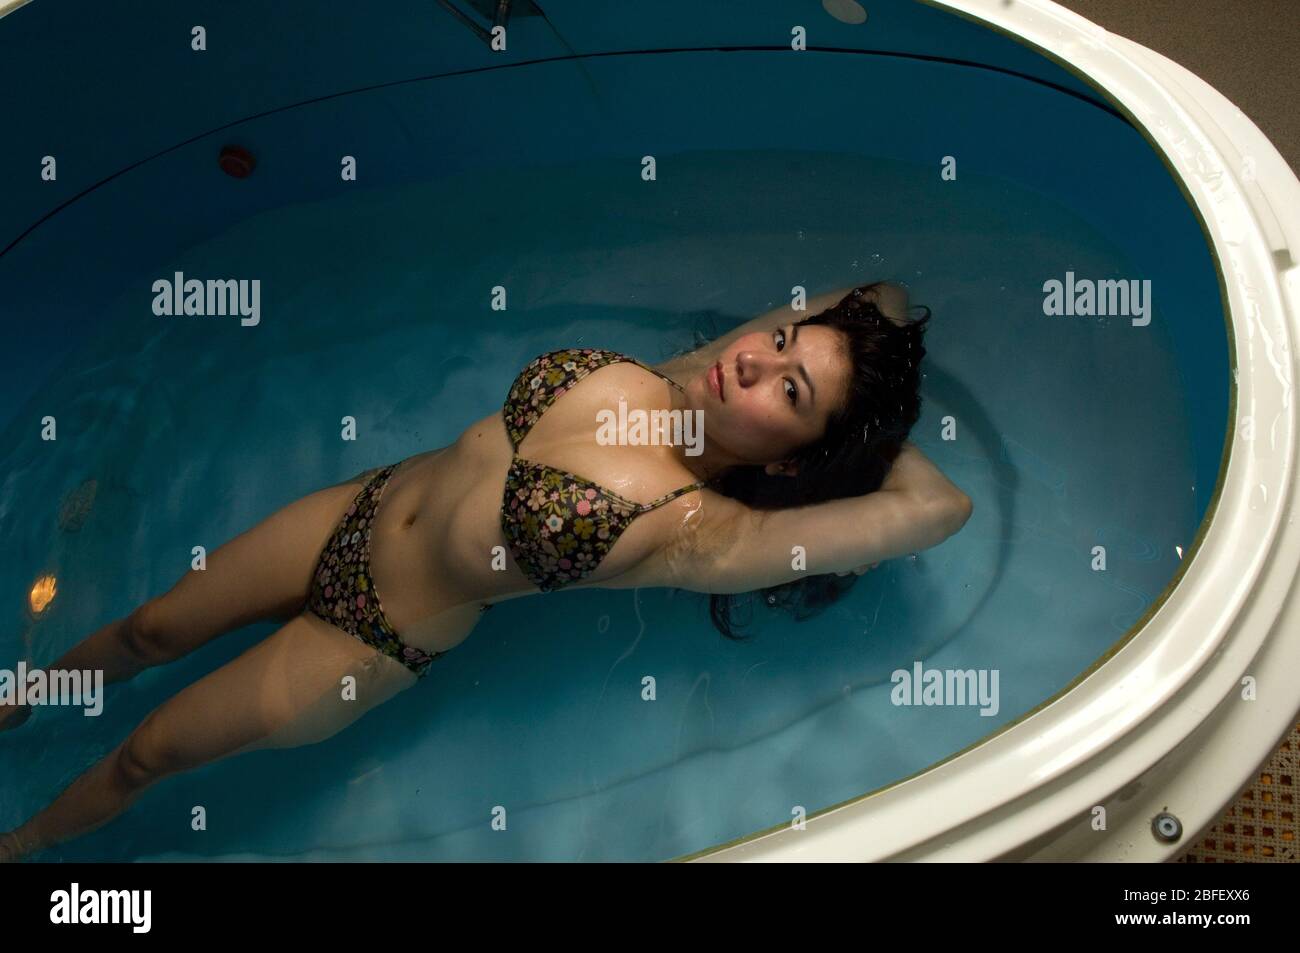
[709,361,724,401]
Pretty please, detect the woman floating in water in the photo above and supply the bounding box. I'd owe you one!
[0,281,971,861]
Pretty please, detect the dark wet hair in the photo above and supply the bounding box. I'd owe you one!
[702,282,931,640]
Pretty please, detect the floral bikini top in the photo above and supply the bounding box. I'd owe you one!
[501,348,707,592]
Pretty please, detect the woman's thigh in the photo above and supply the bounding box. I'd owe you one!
[138,476,375,661]
[121,611,417,784]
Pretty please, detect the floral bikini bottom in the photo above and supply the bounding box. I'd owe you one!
[306,463,490,678]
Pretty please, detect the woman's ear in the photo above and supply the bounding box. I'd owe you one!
[764,460,800,477]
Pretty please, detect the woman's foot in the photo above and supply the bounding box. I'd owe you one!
[0,703,32,733]
[0,832,27,863]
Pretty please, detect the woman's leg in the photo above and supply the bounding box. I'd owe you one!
[0,610,416,861]
[0,473,377,732]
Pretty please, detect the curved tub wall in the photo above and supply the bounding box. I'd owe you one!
[0,0,1100,250]
[0,0,1251,862]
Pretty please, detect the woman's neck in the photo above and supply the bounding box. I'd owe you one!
[650,347,716,384]
[662,381,746,484]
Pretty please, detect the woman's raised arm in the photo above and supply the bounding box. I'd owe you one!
[668,442,971,595]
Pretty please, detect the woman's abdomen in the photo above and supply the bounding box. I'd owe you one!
[367,413,524,639]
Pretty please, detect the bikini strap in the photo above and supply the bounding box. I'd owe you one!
[623,356,686,392]
[638,480,707,513]
[620,356,699,511]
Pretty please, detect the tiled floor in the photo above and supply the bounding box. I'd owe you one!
[1175,721,1298,862]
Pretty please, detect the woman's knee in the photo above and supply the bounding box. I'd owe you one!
[114,719,176,790]
[121,599,175,667]
[114,699,249,790]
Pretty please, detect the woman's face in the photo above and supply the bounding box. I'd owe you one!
[690,323,852,469]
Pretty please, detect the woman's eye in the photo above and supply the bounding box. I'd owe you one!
[775,329,795,403]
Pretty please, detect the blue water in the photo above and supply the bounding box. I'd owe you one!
[0,18,1228,861]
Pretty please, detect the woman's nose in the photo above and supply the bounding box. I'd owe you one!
[735,351,766,385]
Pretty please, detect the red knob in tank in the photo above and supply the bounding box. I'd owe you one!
[219,144,256,179]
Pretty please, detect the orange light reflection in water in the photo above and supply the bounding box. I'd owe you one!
[29,574,57,614]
